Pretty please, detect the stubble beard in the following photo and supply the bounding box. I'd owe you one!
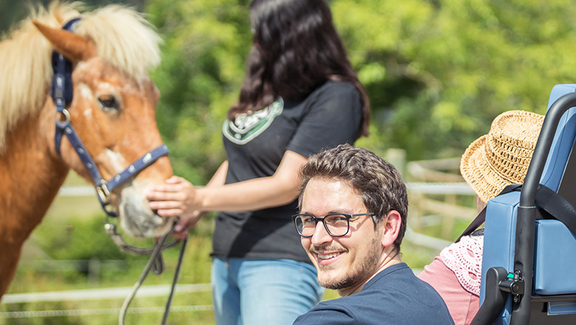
[317,234,381,290]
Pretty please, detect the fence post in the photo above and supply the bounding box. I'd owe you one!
[88,257,100,285]
[385,148,407,178]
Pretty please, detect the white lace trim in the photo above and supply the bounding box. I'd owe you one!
[440,235,483,295]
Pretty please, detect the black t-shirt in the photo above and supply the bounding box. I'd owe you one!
[212,81,363,263]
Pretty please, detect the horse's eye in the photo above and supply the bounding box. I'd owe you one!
[98,95,119,111]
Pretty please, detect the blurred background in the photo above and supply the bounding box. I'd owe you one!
[2,0,576,323]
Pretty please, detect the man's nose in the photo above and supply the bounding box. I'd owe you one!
[310,221,332,246]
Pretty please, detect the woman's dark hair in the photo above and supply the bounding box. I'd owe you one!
[228,0,370,138]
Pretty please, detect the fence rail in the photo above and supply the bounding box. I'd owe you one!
[1,283,211,304]
[0,305,213,319]
[58,186,96,197]
[406,182,473,194]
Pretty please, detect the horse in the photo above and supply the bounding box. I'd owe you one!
[0,1,175,298]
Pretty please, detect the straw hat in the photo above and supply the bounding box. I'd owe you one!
[460,110,544,203]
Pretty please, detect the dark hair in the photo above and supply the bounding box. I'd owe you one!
[298,144,408,250]
[229,0,370,138]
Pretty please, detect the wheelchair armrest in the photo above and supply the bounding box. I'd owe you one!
[471,267,510,325]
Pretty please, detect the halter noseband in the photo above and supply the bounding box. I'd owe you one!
[51,18,169,217]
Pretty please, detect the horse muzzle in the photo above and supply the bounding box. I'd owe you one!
[118,187,173,238]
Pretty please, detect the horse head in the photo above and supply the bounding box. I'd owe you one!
[33,14,175,238]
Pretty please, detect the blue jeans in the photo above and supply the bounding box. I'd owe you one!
[211,258,324,325]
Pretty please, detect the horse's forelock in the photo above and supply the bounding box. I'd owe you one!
[75,5,162,81]
[0,1,161,151]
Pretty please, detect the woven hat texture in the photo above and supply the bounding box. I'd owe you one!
[460,110,544,203]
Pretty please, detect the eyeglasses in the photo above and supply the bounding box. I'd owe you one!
[292,213,375,238]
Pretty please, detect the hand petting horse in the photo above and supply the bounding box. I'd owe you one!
[0,2,174,298]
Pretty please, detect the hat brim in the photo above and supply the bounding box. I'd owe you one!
[460,110,544,203]
[460,135,509,203]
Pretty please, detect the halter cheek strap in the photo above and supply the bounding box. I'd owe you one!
[52,18,80,156]
[51,18,169,217]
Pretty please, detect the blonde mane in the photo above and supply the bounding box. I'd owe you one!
[0,1,162,150]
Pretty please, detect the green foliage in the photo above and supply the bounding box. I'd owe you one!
[145,0,576,181]
[333,0,576,160]
[34,217,127,261]
[147,0,253,184]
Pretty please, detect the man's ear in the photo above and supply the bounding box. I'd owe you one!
[381,210,402,247]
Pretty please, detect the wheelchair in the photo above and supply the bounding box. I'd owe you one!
[471,84,576,325]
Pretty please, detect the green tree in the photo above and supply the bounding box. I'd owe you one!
[146,0,576,182]
[147,0,252,183]
[333,0,576,159]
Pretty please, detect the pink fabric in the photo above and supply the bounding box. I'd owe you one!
[439,235,483,296]
[419,256,480,325]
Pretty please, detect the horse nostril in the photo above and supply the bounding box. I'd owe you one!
[152,215,166,226]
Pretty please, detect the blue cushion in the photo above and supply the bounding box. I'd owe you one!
[534,219,576,295]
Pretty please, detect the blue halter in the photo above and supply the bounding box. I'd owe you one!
[51,18,169,217]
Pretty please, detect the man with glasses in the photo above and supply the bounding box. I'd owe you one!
[292,144,453,324]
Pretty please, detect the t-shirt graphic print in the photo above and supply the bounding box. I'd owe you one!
[223,98,284,145]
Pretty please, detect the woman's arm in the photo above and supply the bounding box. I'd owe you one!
[198,150,307,211]
[207,160,229,188]
[147,150,307,216]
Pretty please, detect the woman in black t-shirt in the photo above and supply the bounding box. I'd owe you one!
[147,0,370,324]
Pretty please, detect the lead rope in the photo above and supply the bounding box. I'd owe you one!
[118,224,189,325]
[162,233,189,324]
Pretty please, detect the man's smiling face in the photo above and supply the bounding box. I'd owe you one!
[300,177,385,291]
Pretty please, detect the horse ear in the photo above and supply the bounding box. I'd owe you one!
[33,21,96,62]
